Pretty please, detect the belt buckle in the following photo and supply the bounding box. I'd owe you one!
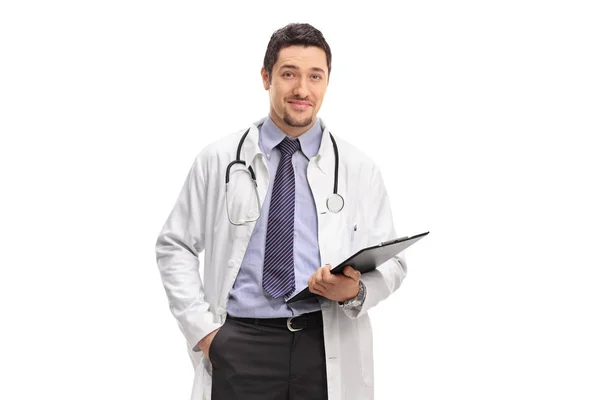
[286,316,303,332]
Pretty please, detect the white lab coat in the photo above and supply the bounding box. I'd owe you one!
[156,117,407,400]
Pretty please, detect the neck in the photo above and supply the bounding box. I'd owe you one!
[269,113,317,138]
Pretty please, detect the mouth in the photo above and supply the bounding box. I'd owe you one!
[287,100,313,111]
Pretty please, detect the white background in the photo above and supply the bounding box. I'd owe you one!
[1,1,599,399]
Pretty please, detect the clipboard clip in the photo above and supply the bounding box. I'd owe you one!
[378,236,408,246]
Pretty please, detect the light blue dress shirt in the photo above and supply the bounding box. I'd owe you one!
[226,116,323,318]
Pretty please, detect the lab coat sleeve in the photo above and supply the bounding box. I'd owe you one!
[155,152,221,351]
[342,165,407,319]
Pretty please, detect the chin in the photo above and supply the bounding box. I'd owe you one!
[284,115,314,128]
[282,111,314,128]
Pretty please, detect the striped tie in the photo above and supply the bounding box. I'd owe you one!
[263,137,300,298]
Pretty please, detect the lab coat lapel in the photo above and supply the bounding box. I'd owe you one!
[242,118,270,210]
[308,123,348,266]
[308,122,333,214]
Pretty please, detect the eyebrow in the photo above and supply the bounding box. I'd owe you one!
[279,64,326,74]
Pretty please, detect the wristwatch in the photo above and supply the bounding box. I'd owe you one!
[338,280,366,310]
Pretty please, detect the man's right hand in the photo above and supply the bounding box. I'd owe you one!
[198,328,220,361]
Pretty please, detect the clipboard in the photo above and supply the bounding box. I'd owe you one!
[286,231,429,303]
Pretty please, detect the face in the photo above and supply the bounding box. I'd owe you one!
[261,45,329,137]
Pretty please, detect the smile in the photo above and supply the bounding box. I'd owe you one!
[288,100,312,111]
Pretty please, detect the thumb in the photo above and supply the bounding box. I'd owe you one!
[344,266,359,279]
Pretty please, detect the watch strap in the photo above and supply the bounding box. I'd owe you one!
[339,280,366,309]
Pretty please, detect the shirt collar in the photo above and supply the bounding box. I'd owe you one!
[259,115,323,159]
[242,116,333,175]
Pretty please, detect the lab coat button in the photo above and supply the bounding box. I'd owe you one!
[228,259,235,268]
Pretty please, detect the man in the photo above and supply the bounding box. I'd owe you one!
[156,23,407,400]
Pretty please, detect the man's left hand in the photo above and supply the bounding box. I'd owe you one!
[308,265,361,303]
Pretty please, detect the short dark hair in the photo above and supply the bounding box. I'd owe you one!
[263,23,332,83]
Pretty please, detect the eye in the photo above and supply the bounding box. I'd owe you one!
[282,72,294,78]
[311,74,323,80]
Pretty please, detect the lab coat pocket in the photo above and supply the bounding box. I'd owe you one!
[319,211,353,266]
[339,222,358,268]
[350,222,358,252]
[356,314,375,386]
[208,323,227,368]
[350,220,369,256]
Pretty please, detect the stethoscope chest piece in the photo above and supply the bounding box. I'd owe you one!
[326,193,344,213]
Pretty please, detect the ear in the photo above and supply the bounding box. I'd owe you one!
[260,67,270,90]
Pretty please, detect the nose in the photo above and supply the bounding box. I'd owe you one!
[292,77,309,98]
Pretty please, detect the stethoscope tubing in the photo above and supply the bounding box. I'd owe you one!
[226,126,343,215]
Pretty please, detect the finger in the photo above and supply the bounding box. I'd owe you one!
[344,266,360,282]
[316,265,332,284]
[308,276,319,291]
[322,264,336,284]
[315,265,326,282]
[309,275,327,293]
[313,280,328,293]
[310,283,326,295]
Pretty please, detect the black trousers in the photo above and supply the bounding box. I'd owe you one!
[210,314,328,400]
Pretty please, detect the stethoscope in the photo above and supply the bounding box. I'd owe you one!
[225,127,344,225]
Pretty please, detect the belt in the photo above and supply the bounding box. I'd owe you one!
[226,310,323,332]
